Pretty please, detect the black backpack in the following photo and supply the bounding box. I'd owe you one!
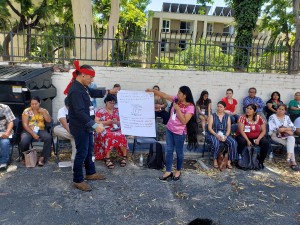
[238,146,260,170]
[147,142,165,170]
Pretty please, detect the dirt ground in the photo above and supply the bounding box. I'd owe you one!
[0,150,300,225]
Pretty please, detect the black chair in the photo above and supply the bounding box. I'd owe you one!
[9,118,23,163]
[54,131,72,163]
[132,137,157,156]
[266,124,284,161]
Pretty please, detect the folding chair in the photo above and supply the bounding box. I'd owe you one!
[266,124,284,161]
[54,133,72,163]
[9,118,23,163]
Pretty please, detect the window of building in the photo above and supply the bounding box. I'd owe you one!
[207,23,213,35]
[161,39,168,52]
[179,40,186,50]
[223,25,234,36]
[162,20,170,33]
[180,21,191,34]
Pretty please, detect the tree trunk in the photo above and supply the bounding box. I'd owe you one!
[291,0,300,74]
[71,0,120,66]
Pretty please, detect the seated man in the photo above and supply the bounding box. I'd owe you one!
[0,104,16,170]
[288,92,300,122]
[294,117,300,136]
[53,98,76,166]
[243,87,266,121]
[112,83,121,108]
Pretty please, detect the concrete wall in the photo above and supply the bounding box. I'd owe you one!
[51,67,299,122]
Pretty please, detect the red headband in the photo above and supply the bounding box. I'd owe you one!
[63,60,95,95]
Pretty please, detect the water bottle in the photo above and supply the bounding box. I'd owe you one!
[139,154,144,167]
[269,152,273,161]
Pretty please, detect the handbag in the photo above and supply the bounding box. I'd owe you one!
[23,149,37,168]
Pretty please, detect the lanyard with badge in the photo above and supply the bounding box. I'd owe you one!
[86,88,95,117]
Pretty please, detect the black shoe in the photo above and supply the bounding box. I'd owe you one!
[159,172,173,181]
[259,163,264,170]
[173,173,181,181]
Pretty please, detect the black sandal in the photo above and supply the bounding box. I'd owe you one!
[290,165,300,171]
[119,156,127,167]
[104,158,114,169]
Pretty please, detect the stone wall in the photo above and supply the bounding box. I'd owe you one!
[50,67,299,121]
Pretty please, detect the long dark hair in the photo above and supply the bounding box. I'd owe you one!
[179,86,198,149]
[246,104,257,121]
[269,91,281,102]
[196,90,209,107]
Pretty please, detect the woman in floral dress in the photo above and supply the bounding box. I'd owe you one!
[94,95,128,168]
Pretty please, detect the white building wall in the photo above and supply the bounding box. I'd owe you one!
[51,67,299,122]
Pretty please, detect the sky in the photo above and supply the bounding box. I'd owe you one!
[147,0,226,11]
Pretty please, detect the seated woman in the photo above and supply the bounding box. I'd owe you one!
[236,104,269,169]
[221,88,239,124]
[19,96,52,166]
[153,85,169,125]
[207,101,237,169]
[266,91,283,120]
[196,90,212,135]
[94,94,128,168]
[288,92,300,122]
[268,104,299,171]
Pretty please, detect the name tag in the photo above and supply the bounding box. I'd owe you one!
[244,126,250,133]
[33,126,39,134]
[171,112,176,120]
[89,106,95,116]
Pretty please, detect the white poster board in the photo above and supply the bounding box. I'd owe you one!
[117,90,156,137]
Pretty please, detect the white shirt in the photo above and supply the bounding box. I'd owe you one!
[268,114,296,134]
[57,106,68,125]
[294,117,300,128]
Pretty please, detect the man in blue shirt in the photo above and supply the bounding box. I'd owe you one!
[243,87,266,121]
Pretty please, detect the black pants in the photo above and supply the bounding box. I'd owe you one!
[19,130,52,158]
[155,110,170,125]
[236,135,269,164]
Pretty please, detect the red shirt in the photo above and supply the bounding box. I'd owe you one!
[236,115,265,139]
[221,97,237,113]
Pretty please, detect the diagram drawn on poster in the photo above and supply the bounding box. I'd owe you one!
[117,90,155,137]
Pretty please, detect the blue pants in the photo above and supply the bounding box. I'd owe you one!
[0,138,10,164]
[73,130,96,183]
[207,134,237,161]
[165,128,186,172]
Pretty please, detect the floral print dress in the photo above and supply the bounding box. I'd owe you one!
[94,108,128,160]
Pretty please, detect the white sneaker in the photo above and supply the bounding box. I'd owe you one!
[0,163,7,168]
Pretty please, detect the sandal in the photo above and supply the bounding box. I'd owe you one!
[213,161,219,169]
[290,165,300,171]
[38,157,45,167]
[104,158,114,169]
[119,156,127,167]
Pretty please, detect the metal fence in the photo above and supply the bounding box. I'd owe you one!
[0,21,298,73]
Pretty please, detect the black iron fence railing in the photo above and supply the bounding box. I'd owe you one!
[0,22,299,74]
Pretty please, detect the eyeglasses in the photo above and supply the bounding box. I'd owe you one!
[108,101,116,104]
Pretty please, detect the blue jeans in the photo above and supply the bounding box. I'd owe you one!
[165,128,186,172]
[0,138,10,164]
[73,130,96,183]
[230,114,240,124]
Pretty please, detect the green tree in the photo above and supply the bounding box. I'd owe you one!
[0,0,72,61]
[93,0,150,66]
[225,0,266,71]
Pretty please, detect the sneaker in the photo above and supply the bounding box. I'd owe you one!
[85,172,106,180]
[0,163,7,171]
[74,181,92,191]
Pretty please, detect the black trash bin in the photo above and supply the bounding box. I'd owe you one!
[0,65,57,119]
